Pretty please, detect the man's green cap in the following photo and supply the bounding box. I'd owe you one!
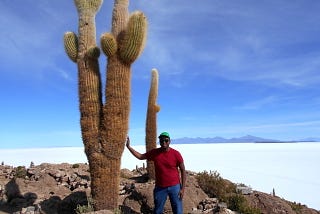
[158,132,170,138]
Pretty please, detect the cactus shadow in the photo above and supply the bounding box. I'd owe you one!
[0,178,38,213]
[40,191,88,214]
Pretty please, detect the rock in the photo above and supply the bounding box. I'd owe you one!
[244,191,319,214]
[0,163,319,214]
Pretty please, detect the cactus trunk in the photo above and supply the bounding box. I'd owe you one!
[89,153,121,209]
[64,0,147,210]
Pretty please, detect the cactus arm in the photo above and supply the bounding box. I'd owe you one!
[145,68,160,180]
[111,0,129,36]
[64,32,78,63]
[86,46,101,59]
[119,11,147,65]
[74,0,103,15]
[155,104,160,112]
[100,33,117,57]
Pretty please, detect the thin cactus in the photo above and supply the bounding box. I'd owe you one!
[145,69,160,180]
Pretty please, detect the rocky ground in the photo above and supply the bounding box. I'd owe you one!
[0,162,319,214]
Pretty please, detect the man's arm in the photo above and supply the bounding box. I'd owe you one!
[126,137,147,160]
[178,161,186,199]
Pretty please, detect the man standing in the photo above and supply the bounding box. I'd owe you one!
[126,132,186,214]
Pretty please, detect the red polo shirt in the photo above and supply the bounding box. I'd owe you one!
[145,147,183,187]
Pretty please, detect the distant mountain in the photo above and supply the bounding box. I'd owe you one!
[171,135,280,144]
[171,135,320,144]
[299,137,320,142]
[228,135,280,143]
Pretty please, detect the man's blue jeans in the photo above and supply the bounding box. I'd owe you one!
[153,184,183,214]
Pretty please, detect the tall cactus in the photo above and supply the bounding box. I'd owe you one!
[63,0,147,210]
[145,69,160,180]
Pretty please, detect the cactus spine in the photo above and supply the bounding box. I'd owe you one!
[63,0,147,210]
[145,69,160,180]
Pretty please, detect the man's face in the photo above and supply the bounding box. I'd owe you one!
[159,137,170,149]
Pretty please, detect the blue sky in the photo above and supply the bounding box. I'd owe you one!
[1,0,320,148]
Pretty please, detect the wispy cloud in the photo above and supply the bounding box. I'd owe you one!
[132,0,320,89]
[235,96,278,110]
[0,1,74,81]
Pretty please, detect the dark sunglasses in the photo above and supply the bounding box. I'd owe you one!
[160,138,170,143]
